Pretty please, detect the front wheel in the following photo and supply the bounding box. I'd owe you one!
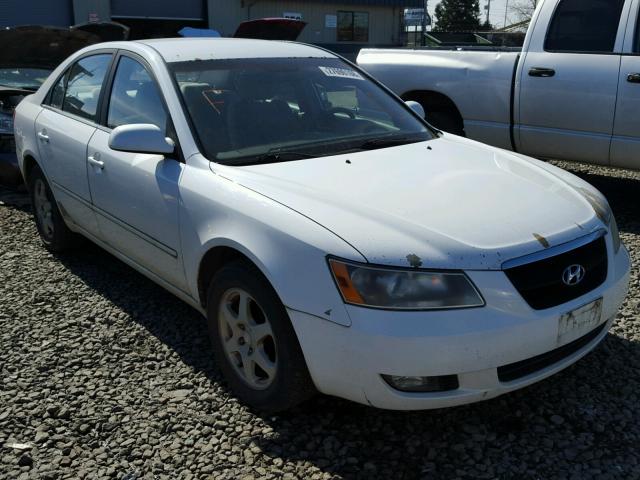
[206,260,315,412]
[28,165,81,252]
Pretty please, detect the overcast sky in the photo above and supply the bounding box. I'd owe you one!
[427,0,518,29]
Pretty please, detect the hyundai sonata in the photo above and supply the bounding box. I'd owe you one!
[13,38,630,411]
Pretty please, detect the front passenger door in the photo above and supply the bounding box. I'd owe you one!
[87,53,187,291]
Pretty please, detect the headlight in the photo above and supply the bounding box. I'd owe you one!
[328,259,484,310]
[579,188,621,254]
[0,112,13,134]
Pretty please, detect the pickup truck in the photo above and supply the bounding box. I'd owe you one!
[357,0,640,170]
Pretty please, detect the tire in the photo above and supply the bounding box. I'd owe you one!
[28,165,80,252]
[206,260,315,412]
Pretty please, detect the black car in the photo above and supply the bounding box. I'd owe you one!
[0,23,128,186]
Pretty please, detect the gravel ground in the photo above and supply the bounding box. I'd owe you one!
[1,160,639,480]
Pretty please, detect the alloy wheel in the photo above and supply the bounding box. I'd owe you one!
[33,179,54,239]
[218,288,278,390]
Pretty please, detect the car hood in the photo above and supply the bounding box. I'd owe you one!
[0,25,114,70]
[212,136,606,270]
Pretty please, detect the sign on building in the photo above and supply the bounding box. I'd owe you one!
[404,8,431,26]
[325,14,337,28]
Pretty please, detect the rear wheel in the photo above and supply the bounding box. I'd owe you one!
[207,260,315,412]
[29,165,80,252]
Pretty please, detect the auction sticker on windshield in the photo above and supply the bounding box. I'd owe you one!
[557,298,603,346]
[319,66,364,80]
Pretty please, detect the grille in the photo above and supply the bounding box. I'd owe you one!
[504,237,607,310]
[497,322,606,382]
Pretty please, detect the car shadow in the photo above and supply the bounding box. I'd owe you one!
[0,184,31,214]
[254,333,640,479]
[5,165,640,478]
[48,236,640,479]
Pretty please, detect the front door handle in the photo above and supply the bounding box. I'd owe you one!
[627,73,640,83]
[529,67,556,78]
[37,131,49,142]
[88,154,104,169]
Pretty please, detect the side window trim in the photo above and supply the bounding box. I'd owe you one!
[543,0,627,54]
[101,50,184,162]
[44,68,69,107]
[636,0,640,53]
[101,51,171,128]
[43,49,116,126]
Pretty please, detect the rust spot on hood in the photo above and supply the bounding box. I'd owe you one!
[406,254,423,268]
[533,233,550,248]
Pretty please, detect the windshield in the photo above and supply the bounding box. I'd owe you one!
[0,68,51,90]
[171,57,433,165]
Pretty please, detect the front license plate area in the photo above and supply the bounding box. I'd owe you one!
[557,298,603,346]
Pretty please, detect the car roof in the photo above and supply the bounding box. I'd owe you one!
[135,37,336,63]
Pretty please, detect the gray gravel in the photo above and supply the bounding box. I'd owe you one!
[1,160,639,480]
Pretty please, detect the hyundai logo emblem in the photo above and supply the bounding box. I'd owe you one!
[562,264,586,286]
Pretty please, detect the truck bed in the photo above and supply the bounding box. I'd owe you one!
[357,48,521,150]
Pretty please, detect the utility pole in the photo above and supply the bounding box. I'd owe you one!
[421,0,428,46]
[486,0,491,25]
[503,0,509,28]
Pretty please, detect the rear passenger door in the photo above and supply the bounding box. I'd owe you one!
[35,52,113,236]
[610,0,640,169]
[86,52,187,291]
[516,0,628,164]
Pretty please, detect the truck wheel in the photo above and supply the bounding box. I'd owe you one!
[206,260,315,412]
[28,165,81,252]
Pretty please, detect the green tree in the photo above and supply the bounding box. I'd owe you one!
[434,0,482,32]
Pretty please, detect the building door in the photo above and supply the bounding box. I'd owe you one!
[111,0,206,39]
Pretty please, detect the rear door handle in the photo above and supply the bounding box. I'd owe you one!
[88,154,104,169]
[529,67,556,78]
[627,73,640,83]
[37,131,49,142]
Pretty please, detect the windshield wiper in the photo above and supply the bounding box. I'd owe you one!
[235,150,318,166]
[358,136,426,150]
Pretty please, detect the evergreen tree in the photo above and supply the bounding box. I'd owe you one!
[479,19,494,31]
[434,0,482,32]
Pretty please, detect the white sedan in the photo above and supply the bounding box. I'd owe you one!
[13,38,630,412]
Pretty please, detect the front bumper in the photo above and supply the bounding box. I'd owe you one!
[289,242,630,410]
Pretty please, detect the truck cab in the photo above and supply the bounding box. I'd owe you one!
[358,0,640,170]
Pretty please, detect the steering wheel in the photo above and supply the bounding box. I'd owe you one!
[327,107,356,119]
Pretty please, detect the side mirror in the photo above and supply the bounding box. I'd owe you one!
[405,100,425,119]
[108,124,175,155]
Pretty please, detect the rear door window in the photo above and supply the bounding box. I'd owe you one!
[62,54,112,122]
[545,0,625,53]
